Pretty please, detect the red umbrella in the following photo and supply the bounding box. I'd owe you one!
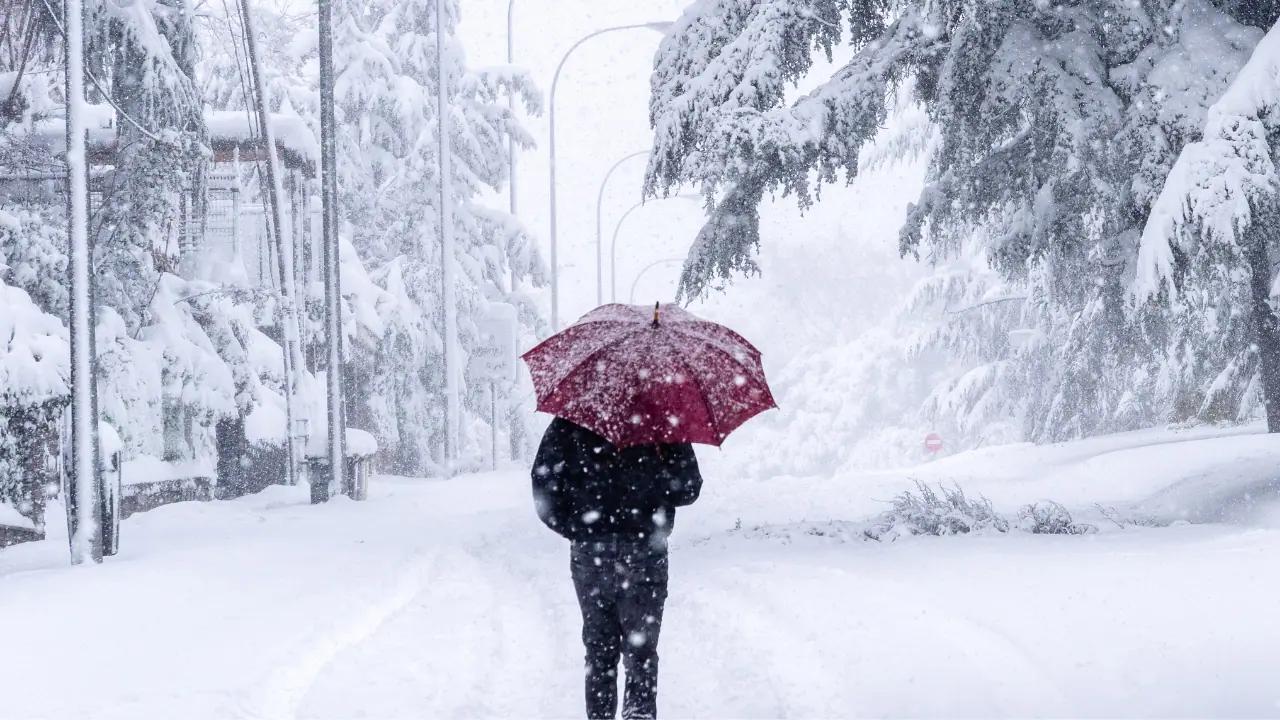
[521,303,776,447]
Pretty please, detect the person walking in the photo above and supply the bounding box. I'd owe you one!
[521,302,776,718]
[532,416,702,719]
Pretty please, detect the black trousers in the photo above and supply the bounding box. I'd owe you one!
[571,536,669,720]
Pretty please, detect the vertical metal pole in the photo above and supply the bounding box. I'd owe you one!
[437,0,459,468]
[548,66,559,330]
[506,0,517,225]
[64,0,103,565]
[241,0,306,487]
[317,0,346,497]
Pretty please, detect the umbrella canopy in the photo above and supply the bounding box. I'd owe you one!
[521,303,776,447]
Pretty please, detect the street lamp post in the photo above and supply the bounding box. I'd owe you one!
[610,195,700,302]
[506,0,517,222]
[629,257,686,304]
[595,150,649,306]
[549,21,671,328]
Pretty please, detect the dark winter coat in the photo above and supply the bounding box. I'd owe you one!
[531,417,702,543]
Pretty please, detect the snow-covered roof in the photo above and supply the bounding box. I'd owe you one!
[206,110,319,174]
[13,104,317,175]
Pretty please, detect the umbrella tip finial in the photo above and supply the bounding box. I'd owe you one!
[653,301,660,328]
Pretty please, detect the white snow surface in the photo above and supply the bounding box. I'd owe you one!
[345,428,378,458]
[0,501,34,530]
[2,425,1280,718]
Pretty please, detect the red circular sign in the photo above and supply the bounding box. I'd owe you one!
[924,433,943,453]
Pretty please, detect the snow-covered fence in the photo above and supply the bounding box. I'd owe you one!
[118,456,216,520]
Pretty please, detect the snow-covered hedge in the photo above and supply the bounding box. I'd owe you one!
[0,280,68,529]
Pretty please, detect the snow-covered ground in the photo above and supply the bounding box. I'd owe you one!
[3,425,1280,719]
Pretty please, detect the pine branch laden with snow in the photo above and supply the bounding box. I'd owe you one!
[1132,16,1280,429]
[1135,20,1280,303]
[653,0,1278,442]
[648,1,926,299]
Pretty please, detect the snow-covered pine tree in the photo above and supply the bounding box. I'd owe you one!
[327,0,543,473]
[649,0,1275,443]
[201,0,545,473]
[85,0,208,329]
[1135,19,1280,432]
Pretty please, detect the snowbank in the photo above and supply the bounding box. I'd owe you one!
[0,501,34,530]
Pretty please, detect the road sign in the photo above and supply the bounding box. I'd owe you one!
[468,301,519,471]
[468,302,519,384]
[924,432,943,454]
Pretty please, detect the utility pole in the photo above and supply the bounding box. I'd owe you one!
[506,0,517,224]
[64,0,105,565]
[437,0,459,468]
[317,0,346,497]
[240,0,308,487]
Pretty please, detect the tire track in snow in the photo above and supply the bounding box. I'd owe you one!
[293,518,579,719]
[242,548,443,720]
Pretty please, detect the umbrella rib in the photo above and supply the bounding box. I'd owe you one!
[675,335,777,422]
[664,323,762,360]
[658,332,725,442]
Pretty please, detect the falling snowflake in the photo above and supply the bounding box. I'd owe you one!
[582,510,601,524]
[628,631,648,647]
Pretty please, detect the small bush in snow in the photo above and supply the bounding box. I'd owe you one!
[1094,504,1165,529]
[1017,501,1097,535]
[865,481,1009,541]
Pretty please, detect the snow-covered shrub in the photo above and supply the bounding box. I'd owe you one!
[95,276,238,463]
[0,282,68,530]
[1094,504,1165,529]
[865,481,1009,541]
[0,203,67,318]
[1017,501,1097,535]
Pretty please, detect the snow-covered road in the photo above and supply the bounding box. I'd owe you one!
[4,428,1280,718]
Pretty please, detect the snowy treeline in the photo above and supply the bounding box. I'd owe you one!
[201,0,545,473]
[0,0,542,530]
[649,0,1280,449]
